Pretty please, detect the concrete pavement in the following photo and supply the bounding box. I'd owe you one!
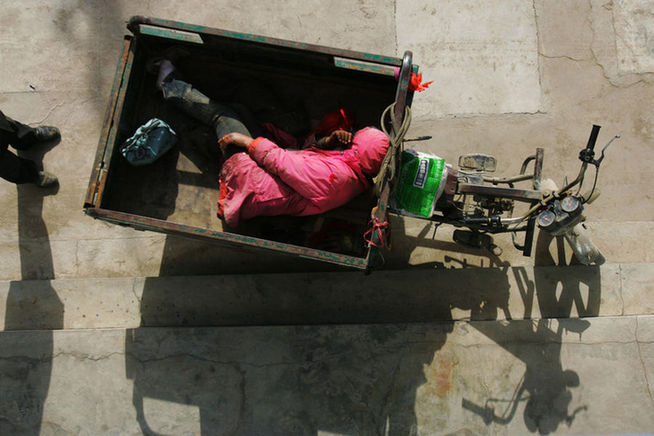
[2,316,653,435]
[1,0,653,434]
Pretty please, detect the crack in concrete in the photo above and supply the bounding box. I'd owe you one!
[30,102,65,125]
[379,355,403,432]
[225,363,247,436]
[618,264,625,316]
[130,279,142,316]
[51,350,124,361]
[0,234,165,244]
[532,0,540,50]
[587,0,654,87]
[0,91,61,96]
[393,0,398,57]
[635,317,654,406]
[0,350,124,363]
[540,54,589,63]
[128,352,296,369]
[451,338,653,348]
[126,344,432,373]
[532,0,546,112]
[428,110,547,121]
[533,0,593,66]
[74,239,80,277]
[529,0,654,89]
[588,0,616,85]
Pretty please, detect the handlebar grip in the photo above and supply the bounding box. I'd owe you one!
[586,124,601,151]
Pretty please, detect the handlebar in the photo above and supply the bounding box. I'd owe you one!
[520,124,607,221]
[579,124,601,164]
[586,124,601,151]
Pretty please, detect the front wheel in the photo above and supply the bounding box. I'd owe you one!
[563,223,605,265]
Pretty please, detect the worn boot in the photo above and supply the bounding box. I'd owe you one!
[36,171,58,188]
[146,46,190,89]
[33,126,60,142]
[20,125,61,148]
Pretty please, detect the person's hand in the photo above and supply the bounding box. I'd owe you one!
[326,129,352,147]
[218,132,254,151]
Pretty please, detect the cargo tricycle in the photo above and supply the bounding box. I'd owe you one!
[85,17,611,271]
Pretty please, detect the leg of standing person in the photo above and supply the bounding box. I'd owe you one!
[0,111,59,187]
[0,147,40,184]
[0,110,60,150]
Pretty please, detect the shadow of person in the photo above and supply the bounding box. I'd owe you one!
[1,141,63,434]
[462,318,588,434]
[362,214,596,433]
[458,230,598,434]
[125,322,449,435]
[125,224,599,434]
[521,323,588,434]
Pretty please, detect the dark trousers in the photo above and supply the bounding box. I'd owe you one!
[160,79,261,160]
[0,111,40,184]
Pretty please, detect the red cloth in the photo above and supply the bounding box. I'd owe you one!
[309,108,354,137]
[260,122,299,148]
[260,109,355,149]
[409,72,433,92]
[393,68,434,92]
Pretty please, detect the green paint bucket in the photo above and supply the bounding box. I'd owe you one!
[392,149,448,218]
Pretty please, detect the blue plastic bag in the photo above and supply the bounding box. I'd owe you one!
[121,118,177,166]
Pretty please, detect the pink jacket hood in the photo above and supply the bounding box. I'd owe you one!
[347,127,390,176]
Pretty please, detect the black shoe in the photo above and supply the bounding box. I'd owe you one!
[32,126,61,143]
[145,46,190,74]
[36,171,58,188]
[21,126,61,148]
[155,59,179,89]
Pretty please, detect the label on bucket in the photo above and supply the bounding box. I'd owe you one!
[392,150,447,218]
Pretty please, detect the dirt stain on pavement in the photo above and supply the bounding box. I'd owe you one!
[425,352,460,398]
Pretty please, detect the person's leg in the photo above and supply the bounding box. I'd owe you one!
[159,76,258,134]
[160,78,263,159]
[0,111,59,187]
[0,147,39,184]
[0,110,60,150]
[231,84,308,137]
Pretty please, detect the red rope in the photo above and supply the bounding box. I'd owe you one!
[363,218,390,248]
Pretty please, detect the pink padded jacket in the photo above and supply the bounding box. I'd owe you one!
[217,127,389,227]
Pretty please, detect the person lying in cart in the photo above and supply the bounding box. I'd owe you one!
[152,58,390,228]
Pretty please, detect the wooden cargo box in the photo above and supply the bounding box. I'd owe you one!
[84,16,414,270]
